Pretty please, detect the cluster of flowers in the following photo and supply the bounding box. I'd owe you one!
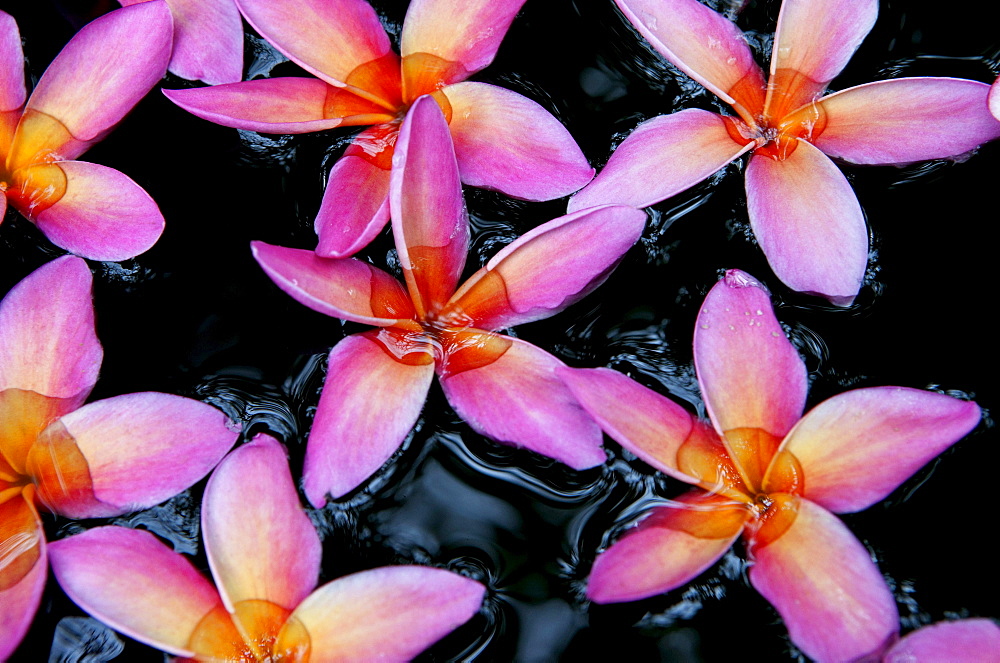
[1,0,998,660]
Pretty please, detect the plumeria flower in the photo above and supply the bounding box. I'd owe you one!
[569,0,1000,304]
[0,2,171,261]
[882,619,1000,662]
[0,256,238,659]
[252,96,645,507]
[119,0,244,85]
[559,270,981,662]
[165,0,595,258]
[49,434,487,661]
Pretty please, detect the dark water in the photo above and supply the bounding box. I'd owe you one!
[2,0,998,660]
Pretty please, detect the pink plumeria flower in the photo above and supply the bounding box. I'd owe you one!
[0,256,238,659]
[165,0,595,258]
[0,2,171,261]
[569,0,1000,305]
[559,270,981,662]
[252,95,645,507]
[119,0,244,84]
[882,619,1000,662]
[49,434,486,661]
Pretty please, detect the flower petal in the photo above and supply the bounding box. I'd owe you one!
[588,492,748,603]
[390,95,468,315]
[693,270,807,438]
[990,76,1000,121]
[811,78,1000,164]
[446,205,645,330]
[776,387,980,513]
[49,526,223,658]
[251,241,415,325]
[304,332,434,507]
[744,140,868,305]
[289,566,484,659]
[203,435,321,612]
[568,109,749,212]
[0,496,45,661]
[439,335,606,470]
[0,11,25,154]
[885,619,1000,662]
[614,0,765,118]
[748,495,897,663]
[133,0,242,84]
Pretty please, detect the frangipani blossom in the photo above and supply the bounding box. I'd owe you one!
[253,96,645,507]
[882,619,1000,662]
[49,435,487,661]
[0,256,238,659]
[165,0,595,258]
[569,0,1000,304]
[0,2,171,261]
[560,270,981,662]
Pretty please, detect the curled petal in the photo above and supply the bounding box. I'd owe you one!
[568,109,749,212]
[0,499,46,662]
[884,619,1000,662]
[744,141,867,305]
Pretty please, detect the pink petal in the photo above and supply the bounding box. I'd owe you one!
[162,0,243,84]
[588,492,748,603]
[748,496,897,663]
[390,95,469,315]
[744,140,868,305]
[990,76,1000,122]
[21,160,164,261]
[203,435,320,612]
[885,619,1000,662]
[0,256,101,402]
[693,270,807,438]
[251,241,415,325]
[401,0,524,80]
[290,566,484,659]
[776,387,980,513]
[443,82,595,201]
[811,78,1000,164]
[13,1,170,163]
[446,205,645,330]
[439,336,606,470]
[304,332,434,506]
[613,0,765,119]
[49,526,223,658]
[765,0,877,120]
[0,10,25,115]
[568,109,750,212]
[0,499,46,662]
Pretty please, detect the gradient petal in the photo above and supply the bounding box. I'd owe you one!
[391,96,468,315]
[744,140,868,305]
[810,78,1000,164]
[289,566,484,659]
[446,205,645,330]
[885,619,1000,662]
[0,11,25,155]
[568,109,749,212]
[588,492,748,603]
[303,332,434,506]
[776,387,980,513]
[0,497,45,662]
[49,526,222,658]
[251,242,415,325]
[439,336,606,469]
[203,435,320,612]
[748,495,897,663]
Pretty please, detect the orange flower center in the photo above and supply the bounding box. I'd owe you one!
[186,599,311,662]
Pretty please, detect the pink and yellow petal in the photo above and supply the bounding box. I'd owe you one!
[0,10,25,154]
[884,619,1000,662]
[0,499,46,662]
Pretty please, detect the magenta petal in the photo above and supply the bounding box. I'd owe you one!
[162,0,242,84]
[203,435,321,612]
[444,82,595,200]
[778,387,980,513]
[303,334,434,506]
[567,109,750,213]
[748,497,898,663]
[885,619,1000,662]
[291,566,484,659]
[0,11,25,114]
[314,144,392,258]
[813,78,1000,164]
[693,270,807,438]
[439,337,606,469]
[0,522,46,661]
[0,256,101,402]
[49,526,222,657]
[990,76,1000,122]
[744,142,868,305]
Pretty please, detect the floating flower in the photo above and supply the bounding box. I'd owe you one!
[165,0,595,258]
[0,2,171,260]
[0,256,238,659]
[569,0,1000,304]
[882,619,1000,662]
[253,96,645,506]
[559,270,981,661]
[49,434,486,661]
